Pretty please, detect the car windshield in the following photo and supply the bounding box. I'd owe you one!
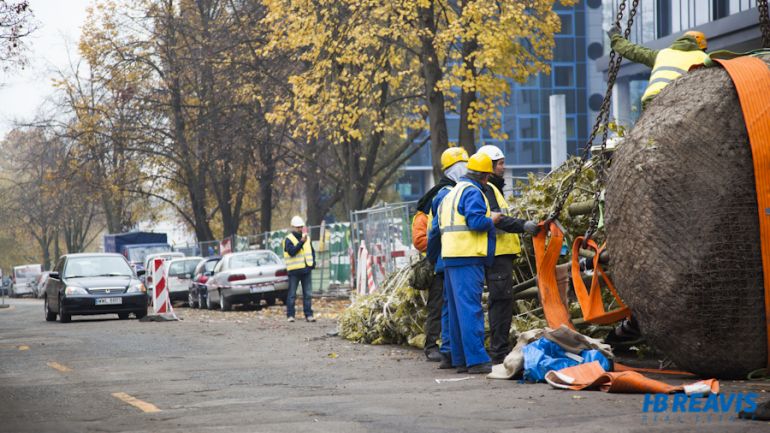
[15,265,42,280]
[229,252,279,269]
[127,245,172,263]
[64,256,133,278]
[168,259,200,277]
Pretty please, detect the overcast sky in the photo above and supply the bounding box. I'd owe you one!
[0,0,92,136]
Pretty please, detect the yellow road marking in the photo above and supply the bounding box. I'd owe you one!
[18,345,29,351]
[47,361,72,372]
[111,392,161,413]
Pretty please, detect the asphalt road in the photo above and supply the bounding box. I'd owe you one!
[0,298,765,433]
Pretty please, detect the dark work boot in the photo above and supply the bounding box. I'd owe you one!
[456,365,468,374]
[467,362,493,374]
[425,348,442,362]
[438,352,453,369]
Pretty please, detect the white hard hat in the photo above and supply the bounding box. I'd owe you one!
[477,144,505,161]
[290,216,305,227]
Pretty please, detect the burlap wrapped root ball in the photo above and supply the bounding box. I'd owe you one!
[605,55,769,378]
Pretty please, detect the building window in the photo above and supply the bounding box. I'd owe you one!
[395,171,425,201]
[518,117,539,140]
[558,13,574,35]
[554,65,575,87]
[656,0,672,38]
[554,37,575,62]
[712,0,730,20]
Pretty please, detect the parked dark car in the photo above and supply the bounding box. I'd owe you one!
[44,253,148,323]
[188,256,221,308]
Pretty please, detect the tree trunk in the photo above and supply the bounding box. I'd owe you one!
[417,2,449,181]
[458,37,478,154]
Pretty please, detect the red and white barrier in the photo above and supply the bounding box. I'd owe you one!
[356,241,377,295]
[151,258,177,319]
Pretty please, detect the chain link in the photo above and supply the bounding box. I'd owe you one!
[759,0,770,48]
[548,0,639,231]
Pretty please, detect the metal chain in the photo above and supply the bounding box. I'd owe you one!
[760,0,770,48]
[548,0,639,225]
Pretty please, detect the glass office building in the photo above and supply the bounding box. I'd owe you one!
[395,1,606,201]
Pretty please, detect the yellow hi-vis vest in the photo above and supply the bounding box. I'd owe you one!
[284,233,314,271]
[488,183,521,256]
[438,181,491,258]
[641,48,708,103]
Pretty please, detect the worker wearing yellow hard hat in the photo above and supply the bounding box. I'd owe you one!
[476,144,540,365]
[434,150,502,374]
[608,26,708,109]
[411,146,469,362]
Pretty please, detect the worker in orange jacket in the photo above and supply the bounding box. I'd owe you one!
[412,147,469,361]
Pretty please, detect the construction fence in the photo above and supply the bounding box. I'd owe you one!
[193,201,420,296]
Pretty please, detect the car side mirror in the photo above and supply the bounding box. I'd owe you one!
[204,271,214,277]
[49,272,60,280]
[137,269,146,277]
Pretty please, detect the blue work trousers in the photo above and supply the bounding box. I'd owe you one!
[287,271,313,318]
[440,276,451,355]
[444,265,490,367]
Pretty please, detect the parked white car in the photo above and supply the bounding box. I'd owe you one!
[164,257,203,303]
[11,264,42,298]
[142,252,185,299]
[206,250,288,311]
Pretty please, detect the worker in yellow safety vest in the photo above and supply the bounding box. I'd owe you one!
[412,147,469,362]
[608,26,708,109]
[284,216,315,322]
[437,152,503,374]
[476,145,540,365]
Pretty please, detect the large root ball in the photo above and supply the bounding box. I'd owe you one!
[605,55,770,378]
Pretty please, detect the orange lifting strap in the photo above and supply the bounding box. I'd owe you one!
[570,237,631,325]
[713,56,770,370]
[533,221,575,330]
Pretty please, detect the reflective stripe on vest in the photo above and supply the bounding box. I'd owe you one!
[284,233,314,271]
[641,48,708,102]
[488,183,521,256]
[437,182,490,258]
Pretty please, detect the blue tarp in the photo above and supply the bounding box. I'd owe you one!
[522,337,612,383]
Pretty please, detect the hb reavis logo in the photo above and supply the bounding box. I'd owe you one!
[643,392,758,415]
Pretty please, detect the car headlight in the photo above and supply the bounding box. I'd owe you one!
[127,282,146,293]
[64,286,88,296]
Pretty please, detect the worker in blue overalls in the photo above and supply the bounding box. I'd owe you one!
[436,152,501,374]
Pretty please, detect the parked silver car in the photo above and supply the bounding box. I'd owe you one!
[33,271,51,298]
[164,257,203,303]
[206,250,288,311]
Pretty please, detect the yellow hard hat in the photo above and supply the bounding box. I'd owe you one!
[440,147,469,171]
[467,152,494,174]
[684,31,707,50]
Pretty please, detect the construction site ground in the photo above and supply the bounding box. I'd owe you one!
[0,298,765,432]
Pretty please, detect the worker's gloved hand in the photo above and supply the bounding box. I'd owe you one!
[607,24,621,39]
[490,211,503,225]
[523,221,540,235]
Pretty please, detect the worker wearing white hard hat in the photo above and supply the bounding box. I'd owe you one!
[284,215,315,322]
[476,144,540,364]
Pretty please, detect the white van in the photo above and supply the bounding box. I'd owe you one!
[11,264,42,298]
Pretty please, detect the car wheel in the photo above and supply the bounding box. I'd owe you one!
[188,292,198,309]
[44,296,56,322]
[118,312,130,320]
[219,291,231,312]
[135,309,147,319]
[265,297,276,307]
[58,297,71,323]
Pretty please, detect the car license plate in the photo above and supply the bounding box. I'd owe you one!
[96,297,122,305]
[250,285,274,294]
